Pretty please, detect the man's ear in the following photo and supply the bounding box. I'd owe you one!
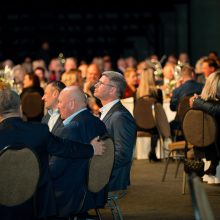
[70,99,75,111]
[53,89,59,98]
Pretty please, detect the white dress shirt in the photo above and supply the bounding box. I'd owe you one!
[48,109,60,132]
[99,99,119,120]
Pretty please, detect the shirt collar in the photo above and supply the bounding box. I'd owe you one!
[63,108,87,126]
[48,109,59,116]
[100,99,119,120]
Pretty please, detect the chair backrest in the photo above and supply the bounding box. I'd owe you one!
[177,96,191,124]
[87,137,115,193]
[182,109,217,147]
[133,96,156,130]
[21,92,44,118]
[0,146,40,207]
[188,174,215,220]
[154,103,171,139]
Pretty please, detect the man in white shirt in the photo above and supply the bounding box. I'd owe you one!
[94,71,137,191]
[41,81,66,132]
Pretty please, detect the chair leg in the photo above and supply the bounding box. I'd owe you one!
[111,197,124,220]
[162,151,173,181]
[182,171,187,195]
[175,159,183,178]
[95,209,102,220]
[108,198,118,220]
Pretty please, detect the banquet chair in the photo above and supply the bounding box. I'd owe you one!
[21,92,44,121]
[70,135,115,220]
[182,109,218,194]
[0,145,40,216]
[173,96,191,141]
[158,102,193,187]
[188,173,215,220]
[161,96,192,180]
[133,96,158,159]
[153,102,172,158]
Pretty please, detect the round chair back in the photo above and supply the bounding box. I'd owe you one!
[183,109,217,147]
[0,146,40,206]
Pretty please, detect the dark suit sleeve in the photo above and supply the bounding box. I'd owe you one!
[193,97,220,118]
[170,88,179,111]
[47,131,94,159]
[110,112,136,168]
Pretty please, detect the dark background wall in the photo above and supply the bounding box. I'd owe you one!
[0,0,219,65]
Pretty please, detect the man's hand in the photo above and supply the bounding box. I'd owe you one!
[189,93,199,107]
[90,137,106,155]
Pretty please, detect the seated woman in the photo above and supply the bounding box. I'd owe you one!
[20,72,44,121]
[135,67,163,162]
[190,71,220,176]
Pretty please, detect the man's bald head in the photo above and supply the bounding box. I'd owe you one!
[58,86,87,119]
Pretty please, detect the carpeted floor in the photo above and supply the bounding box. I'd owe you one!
[96,159,220,220]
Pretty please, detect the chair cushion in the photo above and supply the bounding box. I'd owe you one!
[88,137,114,193]
[0,147,40,206]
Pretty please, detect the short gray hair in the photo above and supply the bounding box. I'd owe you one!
[102,71,126,98]
[0,89,20,115]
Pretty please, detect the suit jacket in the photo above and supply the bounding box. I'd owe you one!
[0,117,93,220]
[170,80,204,111]
[102,101,136,191]
[42,112,63,133]
[49,109,107,217]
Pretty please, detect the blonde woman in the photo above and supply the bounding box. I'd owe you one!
[136,67,163,103]
[190,71,220,177]
[135,67,163,162]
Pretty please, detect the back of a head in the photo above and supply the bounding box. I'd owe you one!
[0,81,11,90]
[181,65,195,79]
[50,81,66,93]
[65,86,87,107]
[137,68,156,98]
[102,71,126,98]
[0,89,20,115]
[201,71,220,101]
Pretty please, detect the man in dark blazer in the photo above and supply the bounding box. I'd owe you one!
[50,86,107,217]
[170,65,204,111]
[0,89,105,220]
[94,71,137,191]
[42,81,65,132]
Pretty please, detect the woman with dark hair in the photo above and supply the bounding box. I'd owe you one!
[21,72,44,97]
[20,72,44,121]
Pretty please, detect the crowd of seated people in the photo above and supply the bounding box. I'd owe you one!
[1,50,220,219]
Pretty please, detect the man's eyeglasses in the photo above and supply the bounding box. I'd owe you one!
[95,81,115,87]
